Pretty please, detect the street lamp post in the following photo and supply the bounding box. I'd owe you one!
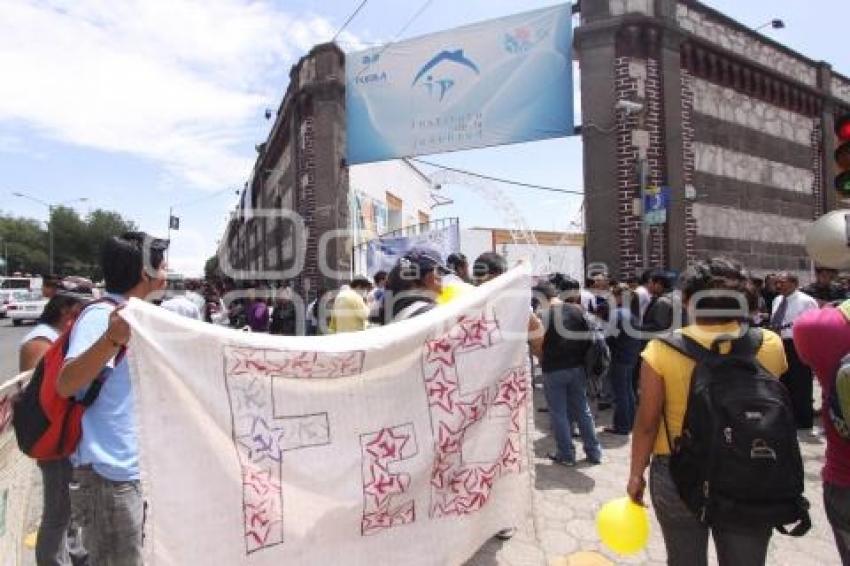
[11,192,89,275]
[0,236,7,276]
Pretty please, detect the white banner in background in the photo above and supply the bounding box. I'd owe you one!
[0,373,33,566]
[365,223,460,276]
[123,267,532,565]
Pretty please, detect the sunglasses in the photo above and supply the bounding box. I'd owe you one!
[122,231,170,251]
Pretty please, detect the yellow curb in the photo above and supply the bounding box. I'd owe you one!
[23,531,38,549]
[550,551,614,566]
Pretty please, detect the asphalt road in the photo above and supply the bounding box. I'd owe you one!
[0,317,31,381]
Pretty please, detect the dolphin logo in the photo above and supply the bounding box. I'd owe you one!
[411,49,480,87]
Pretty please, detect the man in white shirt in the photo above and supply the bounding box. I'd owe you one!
[771,272,819,429]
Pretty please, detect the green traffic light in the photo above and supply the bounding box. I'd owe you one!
[837,170,850,195]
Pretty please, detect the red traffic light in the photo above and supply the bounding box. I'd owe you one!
[838,114,850,141]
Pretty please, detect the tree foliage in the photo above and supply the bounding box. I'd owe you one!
[0,208,137,280]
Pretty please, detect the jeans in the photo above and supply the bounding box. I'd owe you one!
[650,458,772,566]
[611,362,636,433]
[37,459,87,566]
[543,367,601,463]
[70,467,143,566]
[824,482,850,565]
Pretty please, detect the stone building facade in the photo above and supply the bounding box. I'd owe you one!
[576,0,850,279]
[219,43,349,294]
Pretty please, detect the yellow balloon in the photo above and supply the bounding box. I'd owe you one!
[437,282,472,304]
[596,497,650,556]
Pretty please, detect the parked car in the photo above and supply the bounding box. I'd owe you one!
[0,289,32,318]
[0,276,43,293]
[6,291,47,326]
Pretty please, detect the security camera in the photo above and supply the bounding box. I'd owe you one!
[615,100,644,114]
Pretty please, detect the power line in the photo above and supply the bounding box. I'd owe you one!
[332,0,369,42]
[409,158,585,196]
[356,0,435,79]
[391,0,435,43]
[172,186,236,210]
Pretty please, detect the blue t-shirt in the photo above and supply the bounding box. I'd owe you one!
[65,294,138,482]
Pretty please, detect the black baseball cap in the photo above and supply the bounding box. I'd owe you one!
[402,246,451,275]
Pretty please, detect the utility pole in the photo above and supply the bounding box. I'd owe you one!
[48,205,54,275]
[639,156,649,270]
[0,237,7,276]
[12,193,87,276]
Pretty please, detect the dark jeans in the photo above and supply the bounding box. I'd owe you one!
[37,459,86,566]
[650,458,772,566]
[824,482,850,565]
[611,362,636,433]
[70,467,143,566]
[543,367,601,463]
[780,339,814,429]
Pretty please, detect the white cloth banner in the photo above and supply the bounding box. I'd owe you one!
[123,266,532,565]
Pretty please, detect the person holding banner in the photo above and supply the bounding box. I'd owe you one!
[57,232,169,566]
[383,247,448,322]
[19,281,93,566]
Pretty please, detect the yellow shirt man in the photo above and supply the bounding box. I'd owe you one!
[641,322,788,455]
[330,286,370,333]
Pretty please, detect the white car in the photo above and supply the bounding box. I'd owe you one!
[0,289,32,318]
[6,291,47,326]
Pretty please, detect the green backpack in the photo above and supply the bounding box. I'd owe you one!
[830,302,850,440]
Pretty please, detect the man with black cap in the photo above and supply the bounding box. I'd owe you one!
[384,246,450,322]
[446,252,471,284]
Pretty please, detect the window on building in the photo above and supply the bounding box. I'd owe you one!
[386,192,403,232]
[418,211,430,229]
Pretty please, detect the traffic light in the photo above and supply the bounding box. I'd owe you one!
[836,113,850,195]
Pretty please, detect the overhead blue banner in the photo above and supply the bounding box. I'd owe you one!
[346,4,574,164]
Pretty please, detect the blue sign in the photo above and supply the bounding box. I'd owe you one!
[644,186,671,225]
[346,4,574,164]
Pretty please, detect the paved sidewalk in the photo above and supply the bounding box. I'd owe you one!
[467,381,842,566]
[19,380,840,565]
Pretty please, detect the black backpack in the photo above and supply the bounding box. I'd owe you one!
[660,329,811,536]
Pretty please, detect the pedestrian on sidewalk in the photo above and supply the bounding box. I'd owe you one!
[627,258,789,566]
[383,247,447,322]
[57,232,169,566]
[19,284,93,566]
[794,301,850,565]
[771,272,819,430]
[603,283,641,435]
[532,275,602,467]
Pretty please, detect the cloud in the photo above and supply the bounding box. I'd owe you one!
[0,0,361,191]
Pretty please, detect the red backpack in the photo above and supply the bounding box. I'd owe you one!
[12,298,125,460]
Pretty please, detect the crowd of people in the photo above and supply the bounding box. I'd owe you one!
[12,229,850,566]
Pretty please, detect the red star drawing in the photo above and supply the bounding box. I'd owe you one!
[244,498,282,549]
[364,462,409,508]
[425,367,458,413]
[430,457,453,489]
[455,314,500,351]
[425,336,456,366]
[475,464,500,493]
[500,437,522,472]
[437,423,463,455]
[361,502,414,535]
[457,391,488,426]
[449,467,474,496]
[494,369,529,411]
[365,427,410,463]
[243,467,280,498]
[288,352,318,378]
